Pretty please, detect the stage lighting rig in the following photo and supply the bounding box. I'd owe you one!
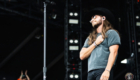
[64,0,82,80]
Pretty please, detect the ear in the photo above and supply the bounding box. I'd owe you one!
[102,16,106,20]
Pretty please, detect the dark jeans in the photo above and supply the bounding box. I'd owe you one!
[87,68,113,80]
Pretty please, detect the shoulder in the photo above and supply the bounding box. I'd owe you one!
[106,29,119,35]
[86,37,89,40]
[84,37,89,42]
[106,29,120,38]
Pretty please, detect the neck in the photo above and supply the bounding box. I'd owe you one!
[96,24,103,33]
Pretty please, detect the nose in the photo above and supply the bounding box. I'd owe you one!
[90,18,94,23]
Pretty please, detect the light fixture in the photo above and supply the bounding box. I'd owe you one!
[69,39,73,43]
[136,22,140,26]
[138,42,140,45]
[121,59,127,64]
[138,48,140,52]
[74,12,78,16]
[69,19,79,24]
[69,46,79,50]
[74,39,78,43]
[69,12,73,16]
[69,74,74,78]
[136,16,139,19]
[74,74,79,79]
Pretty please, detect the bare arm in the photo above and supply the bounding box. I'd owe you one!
[25,70,30,80]
[105,45,119,71]
[80,35,104,60]
[80,43,96,60]
[26,75,30,80]
[19,70,23,79]
[100,45,119,80]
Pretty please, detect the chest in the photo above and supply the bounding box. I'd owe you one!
[96,34,108,47]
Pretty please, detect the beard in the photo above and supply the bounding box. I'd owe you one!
[92,20,102,29]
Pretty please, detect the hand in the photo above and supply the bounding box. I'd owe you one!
[25,70,28,75]
[95,35,104,45]
[100,70,110,80]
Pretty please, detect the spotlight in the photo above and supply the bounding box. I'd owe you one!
[136,16,139,19]
[138,42,140,45]
[74,39,78,43]
[69,74,74,78]
[69,39,73,43]
[74,74,79,79]
[74,12,78,16]
[121,59,127,64]
[69,12,73,16]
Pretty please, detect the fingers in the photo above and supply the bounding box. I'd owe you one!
[99,35,104,41]
[98,35,103,39]
[101,35,103,38]
[96,35,104,45]
[100,35,104,39]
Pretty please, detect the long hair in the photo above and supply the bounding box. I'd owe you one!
[88,19,119,45]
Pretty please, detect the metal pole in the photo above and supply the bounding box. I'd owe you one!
[32,52,64,80]
[43,2,47,80]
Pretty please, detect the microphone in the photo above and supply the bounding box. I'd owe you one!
[45,0,56,5]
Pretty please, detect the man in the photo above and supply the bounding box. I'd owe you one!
[80,8,121,80]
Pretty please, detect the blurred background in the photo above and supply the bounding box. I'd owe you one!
[0,0,140,80]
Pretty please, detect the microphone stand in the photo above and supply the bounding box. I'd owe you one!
[43,1,55,80]
[43,2,47,80]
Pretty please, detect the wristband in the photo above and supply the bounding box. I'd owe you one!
[93,42,97,47]
[105,69,110,72]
